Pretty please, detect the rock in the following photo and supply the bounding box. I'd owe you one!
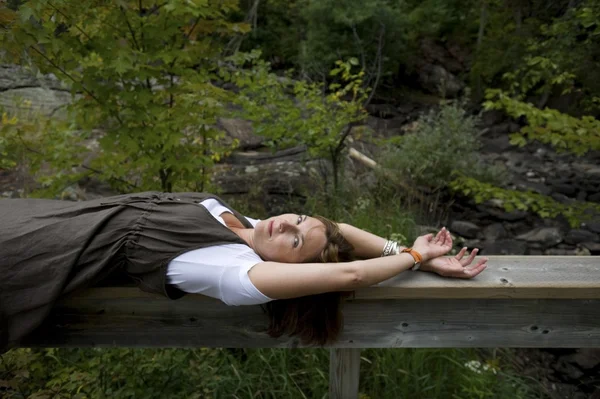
[365,116,407,137]
[553,359,584,380]
[484,122,513,136]
[563,348,600,369]
[581,241,600,254]
[482,239,528,255]
[417,63,464,98]
[463,239,483,250]
[450,220,481,238]
[564,229,599,245]
[481,110,505,126]
[551,192,575,204]
[0,64,73,118]
[218,118,263,150]
[585,222,600,234]
[575,246,592,256]
[515,180,552,196]
[483,223,507,241]
[588,192,600,202]
[516,227,563,247]
[477,203,528,221]
[419,38,465,74]
[483,122,521,137]
[551,183,577,196]
[545,248,578,255]
[482,135,512,153]
[365,103,399,119]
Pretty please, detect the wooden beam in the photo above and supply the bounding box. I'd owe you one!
[329,348,361,399]
[21,295,600,348]
[19,257,600,348]
[362,256,600,299]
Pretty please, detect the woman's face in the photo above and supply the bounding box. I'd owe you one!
[253,214,327,263]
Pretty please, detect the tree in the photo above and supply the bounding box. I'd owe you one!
[234,56,369,194]
[1,0,250,194]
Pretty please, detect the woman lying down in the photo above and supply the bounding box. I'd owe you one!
[0,192,487,350]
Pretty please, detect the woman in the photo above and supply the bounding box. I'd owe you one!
[0,192,487,350]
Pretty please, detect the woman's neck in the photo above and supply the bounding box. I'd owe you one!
[219,211,255,250]
[229,227,255,250]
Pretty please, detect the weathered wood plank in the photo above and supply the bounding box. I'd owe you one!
[364,256,600,299]
[19,257,600,348]
[22,294,600,348]
[329,348,361,399]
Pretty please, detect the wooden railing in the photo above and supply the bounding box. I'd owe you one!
[22,256,600,399]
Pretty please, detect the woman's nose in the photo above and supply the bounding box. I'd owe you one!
[279,220,295,233]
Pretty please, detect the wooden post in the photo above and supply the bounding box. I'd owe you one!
[329,348,361,399]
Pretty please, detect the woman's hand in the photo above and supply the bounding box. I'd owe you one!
[411,227,453,261]
[419,229,488,278]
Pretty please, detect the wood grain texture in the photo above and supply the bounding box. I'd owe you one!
[329,348,361,399]
[364,256,600,299]
[22,293,600,348]
[19,256,600,348]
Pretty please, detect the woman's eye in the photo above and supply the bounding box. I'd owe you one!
[297,215,302,225]
[294,236,299,248]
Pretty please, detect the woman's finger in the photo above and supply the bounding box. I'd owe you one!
[433,228,444,244]
[455,247,467,260]
[460,248,479,266]
[440,227,448,246]
[445,229,453,246]
[465,258,488,270]
[462,263,487,278]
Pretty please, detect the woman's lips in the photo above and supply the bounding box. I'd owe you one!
[268,220,273,237]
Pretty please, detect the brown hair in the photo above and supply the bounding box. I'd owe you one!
[261,215,355,346]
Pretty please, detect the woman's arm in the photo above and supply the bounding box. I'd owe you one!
[248,232,470,300]
[248,252,420,299]
[338,223,396,259]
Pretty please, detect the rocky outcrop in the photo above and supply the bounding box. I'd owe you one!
[413,39,467,98]
[0,64,72,118]
[445,110,600,256]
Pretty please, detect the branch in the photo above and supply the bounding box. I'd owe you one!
[351,24,366,72]
[80,164,138,189]
[363,23,385,108]
[184,15,202,42]
[120,6,141,51]
[333,121,358,157]
[29,45,101,105]
[30,46,127,127]
[47,1,92,41]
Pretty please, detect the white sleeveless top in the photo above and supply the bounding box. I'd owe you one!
[165,198,273,306]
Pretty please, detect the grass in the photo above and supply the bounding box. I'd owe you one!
[1,347,548,398]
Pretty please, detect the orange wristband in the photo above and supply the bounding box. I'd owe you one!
[400,247,423,270]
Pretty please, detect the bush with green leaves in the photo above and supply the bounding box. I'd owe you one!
[380,101,503,191]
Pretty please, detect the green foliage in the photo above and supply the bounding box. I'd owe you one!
[473,0,600,103]
[450,174,600,227]
[380,101,504,191]
[472,1,600,226]
[484,89,600,156]
[241,0,478,82]
[235,56,369,191]
[1,0,250,193]
[1,348,545,398]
